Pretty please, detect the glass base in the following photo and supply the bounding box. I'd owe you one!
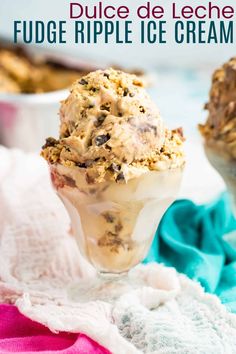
[68,271,145,303]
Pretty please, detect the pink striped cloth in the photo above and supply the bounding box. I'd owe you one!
[0,304,111,354]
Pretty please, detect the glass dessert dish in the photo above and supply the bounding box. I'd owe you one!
[50,164,183,301]
[42,68,185,301]
[51,164,182,273]
[205,144,236,216]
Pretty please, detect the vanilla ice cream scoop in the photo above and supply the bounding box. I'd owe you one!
[42,68,184,183]
[59,68,164,161]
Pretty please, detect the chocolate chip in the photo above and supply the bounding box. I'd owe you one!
[79,79,88,85]
[108,163,121,173]
[100,103,110,112]
[42,137,58,149]
[88,104,94,109]
[102,212,115,223]
[62,129,70,138]
[139,106,145,113]
[87,138,92,147]
[94,114,106,127]
[91,87,98,93]
[103,73,110,79]
[105,144,112,151]
[123,88,129,96]
[116,172,125,182]
[95,134,110,146]
[118,112,123,117]
[129,92,135,97]
[76,161,86,168]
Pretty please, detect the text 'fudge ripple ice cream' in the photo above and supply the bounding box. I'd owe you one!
[199,58,236,214]
[42,68,185,273]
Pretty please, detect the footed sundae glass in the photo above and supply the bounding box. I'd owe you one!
[205,145,236,217]
[204,143,236,249]
[50,163,183,302]
[42,68,185,302]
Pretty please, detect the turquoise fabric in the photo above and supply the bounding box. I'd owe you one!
[144,193,236,313]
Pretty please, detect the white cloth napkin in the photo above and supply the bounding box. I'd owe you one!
[0,146,236,354]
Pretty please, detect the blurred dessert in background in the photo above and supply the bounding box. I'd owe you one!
[41,68,185,273]
[0,67,20,93]
[199,57,236,215]
[0,46,90,94]
[0,44,147,94]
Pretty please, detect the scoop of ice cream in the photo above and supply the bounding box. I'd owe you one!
[199,57,236,159]
[59,68,165,163]
[42,69,185,183]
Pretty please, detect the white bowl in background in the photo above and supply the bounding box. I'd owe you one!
[0,89,69,152]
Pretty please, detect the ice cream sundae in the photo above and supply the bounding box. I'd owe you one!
[42,68,185,274]
[199,57,236,215]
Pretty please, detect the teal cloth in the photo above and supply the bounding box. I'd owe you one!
[144,193,236,313]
